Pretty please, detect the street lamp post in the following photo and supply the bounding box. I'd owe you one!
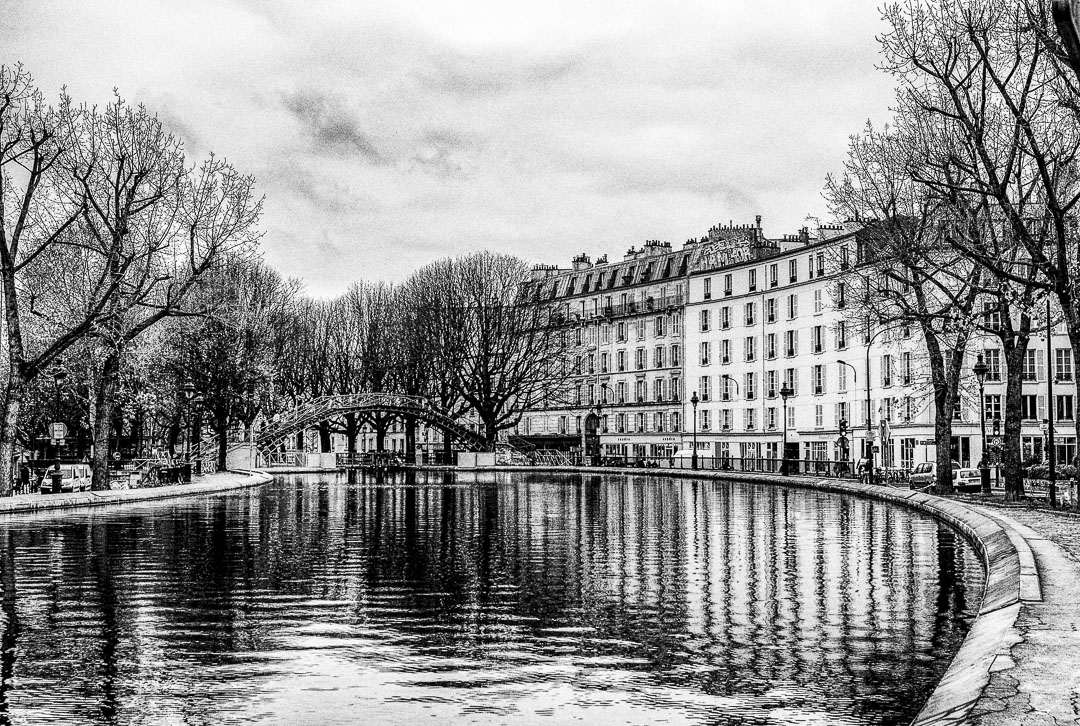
[863,322,894,488]
[690,391,699,470]
[1046,296,1058,507]
[182,381,195,479]
[779,383,794,475]
[838,418,849,478]
[192,394,204,476]
[973,353,991,495]
[51,367,67,494]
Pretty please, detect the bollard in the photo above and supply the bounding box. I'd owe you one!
[51,468,63,494]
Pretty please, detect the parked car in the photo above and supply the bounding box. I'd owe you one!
[908,460,961,489]
[953,467,1000,493]
[38,463,92,494]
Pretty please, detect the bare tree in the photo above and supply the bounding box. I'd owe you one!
[873,0,1080,493]
[825,123,981,494]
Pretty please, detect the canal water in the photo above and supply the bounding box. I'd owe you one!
[0,471,983,725]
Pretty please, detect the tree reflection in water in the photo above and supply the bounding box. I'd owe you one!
[0,472,982,725]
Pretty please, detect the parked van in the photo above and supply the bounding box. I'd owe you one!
[908,460,961,489]
[39,464,92,494]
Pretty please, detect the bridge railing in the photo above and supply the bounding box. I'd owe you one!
[260,451,304,467]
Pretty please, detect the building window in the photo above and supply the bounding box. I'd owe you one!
[600,352,610,373]
[700,342,711,366]
[766,297,777,323]
[766,333,777,359]
[721,306,731,329]
[785,330,798,357]
[783,368,798,395]
[701,409,712,431]
[984,348,1001,381]
[815,405,824,428]
[671,345,681,367]
[789,259,798,284]
[700,376,712,402]
[671,412,681,431]
[745,408,757,430]
[636,348,646,370]
[836,320,848,350]
[703,277,712,300]
[720,409,732,430]
[838,362,848,392]
[724,274,733,296]
[769,263,778,288]
[787,294,798,319]
[767,407,778,430]
[901,352,912,385]
[882,354,893,387]
[1022,349,1044,381]
[985,394,1002,422]
[721,339,731,364]
[672,313,681,335]
[748,269,757,292]
[745,302,756,326]
[653,378,665,402]
[836,282,846,309]
[745,372,757,400]
[812,365,825,395]
[672,376,681,401]
[812,325,825,353]
[1057,394,1074,421]
[983,300,1002,331]
[654,315,666,337]
[814,289,823,313]
[816,253,825,278]
[636,380,646,403]
[1056,348,1073,382]
[1021,394,1038,420]
[745,336,757,362]
[766,370,778,398]
[721,376,733,401]
[700,309,710,332]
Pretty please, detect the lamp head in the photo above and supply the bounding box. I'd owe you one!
[972,353,988,384]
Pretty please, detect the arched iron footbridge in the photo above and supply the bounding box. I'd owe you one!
[256,393,485,454]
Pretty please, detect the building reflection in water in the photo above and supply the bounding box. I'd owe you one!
[0,472,982,726]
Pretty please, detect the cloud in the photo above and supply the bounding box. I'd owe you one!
[283,88,386,163]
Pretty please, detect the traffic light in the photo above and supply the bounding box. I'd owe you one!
[993,417,1001,436]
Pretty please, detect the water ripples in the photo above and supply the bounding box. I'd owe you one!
[0,471,983,725]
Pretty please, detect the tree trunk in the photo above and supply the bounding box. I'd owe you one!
[217,414,229,472]
[375,415,387,452]
[0,377,24,496]
[345,412,358,453]
[318,421,332,453]
[405,414,417,460]
[91,353,121,491]
[932,382,956,495]
[1002,340,1028,501]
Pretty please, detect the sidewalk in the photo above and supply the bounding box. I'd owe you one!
[943,500,1080,725]
[0,470,273,516]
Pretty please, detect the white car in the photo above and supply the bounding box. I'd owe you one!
[953,467,1000,493]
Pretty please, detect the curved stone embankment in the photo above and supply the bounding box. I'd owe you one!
[442,465,1038,726]
[0,470,273,516]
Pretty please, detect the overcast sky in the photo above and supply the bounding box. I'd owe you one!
[2,0,896,297]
